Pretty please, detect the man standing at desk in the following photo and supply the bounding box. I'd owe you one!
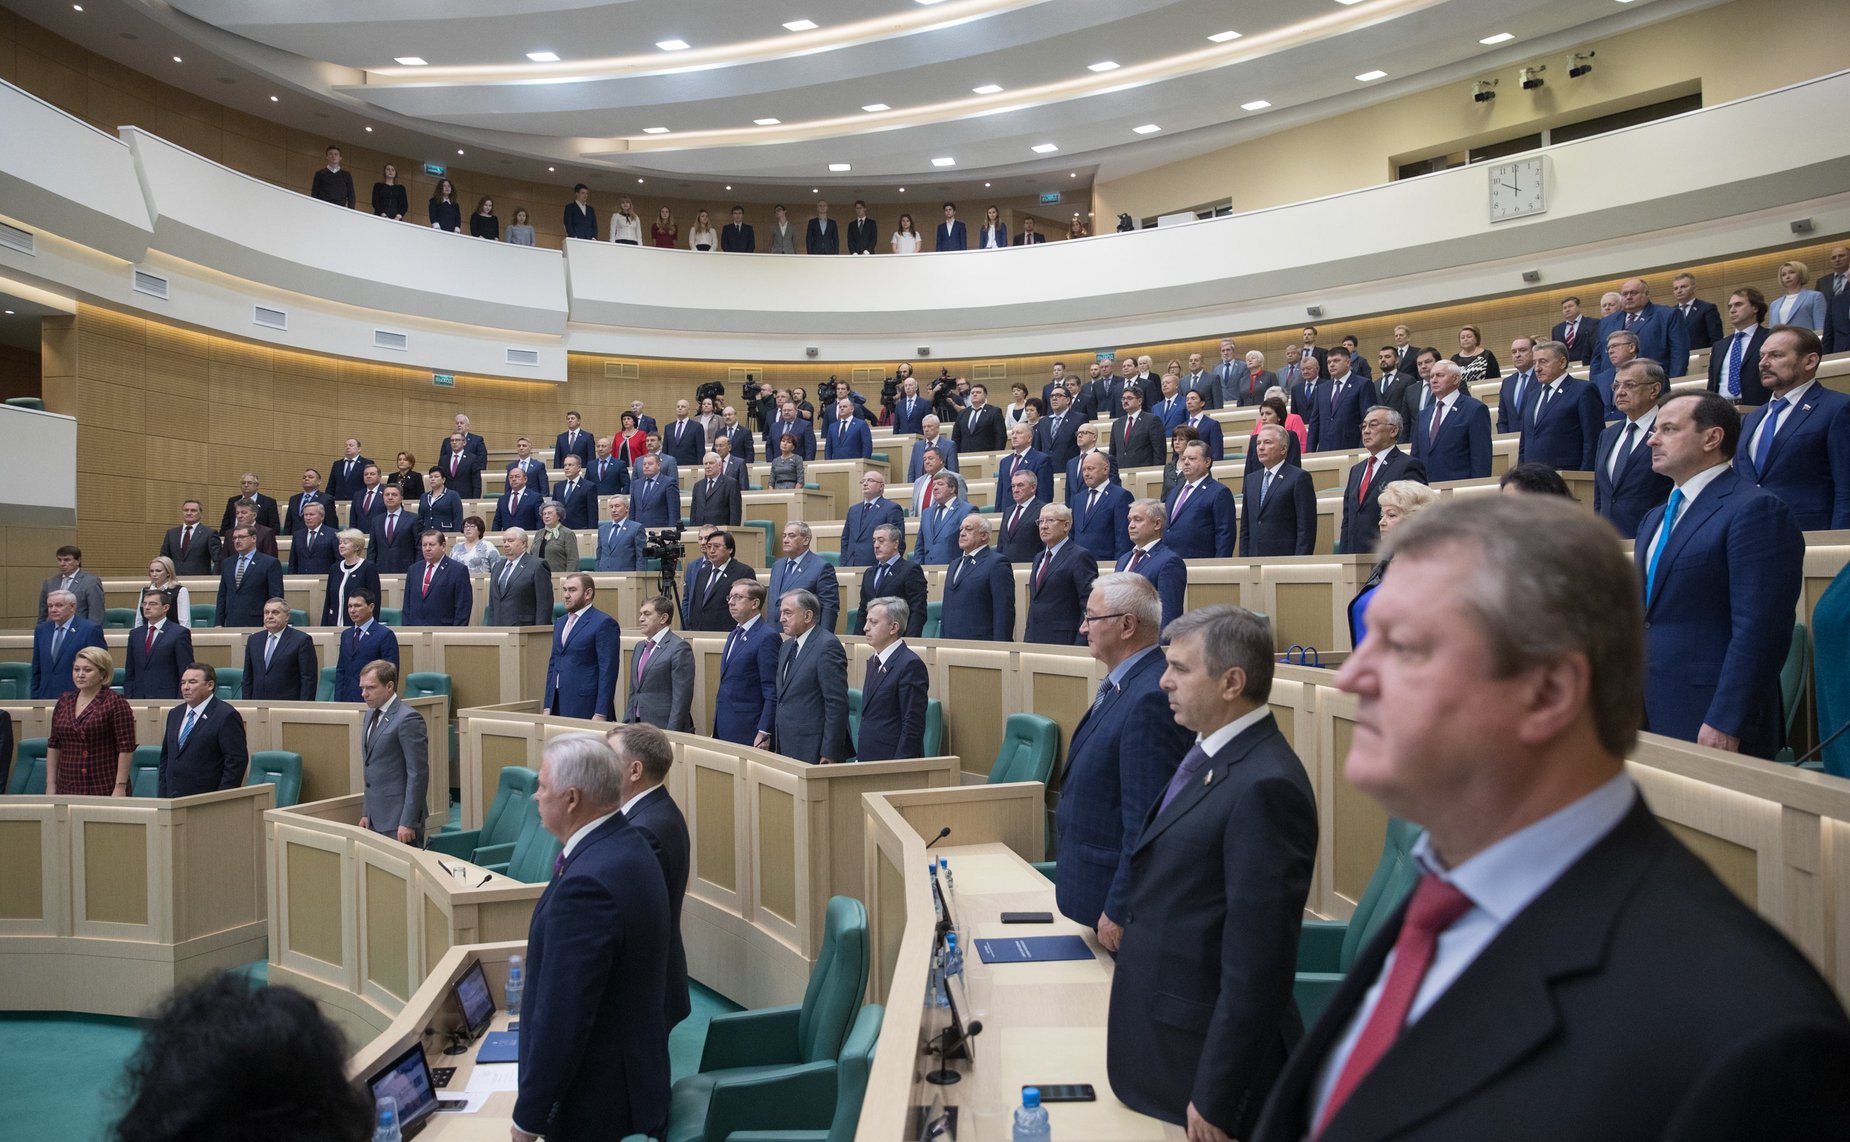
[515,733,671,1141]
[357,660,428,845]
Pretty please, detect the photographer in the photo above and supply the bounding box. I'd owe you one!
[929,368,961,421]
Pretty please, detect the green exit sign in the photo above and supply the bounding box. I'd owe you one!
[1039,192,1062,205]
[432,373,455,387]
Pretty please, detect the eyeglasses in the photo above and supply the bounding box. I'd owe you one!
[1611,381,1659,392]
[1079,611,1130,626]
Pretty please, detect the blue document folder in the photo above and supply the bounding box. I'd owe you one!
[974,935,1094,963]
[475,1029,520,1064]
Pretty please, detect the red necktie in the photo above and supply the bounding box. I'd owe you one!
[145,625,156,655]
[451,453,459,476]
[422,562,436,596]
[1127,547,1147,572]
[1357,456,1377,502]
[180,526,193,557]
[386,515,395,544]
[365,489,377,515]
[1564,321,1576,349]
[1034,552,1050,591]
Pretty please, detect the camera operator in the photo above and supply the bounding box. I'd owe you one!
[929,368,961,421]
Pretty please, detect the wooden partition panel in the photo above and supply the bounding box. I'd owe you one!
[932,644,1018,781]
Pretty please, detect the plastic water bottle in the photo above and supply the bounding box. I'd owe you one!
[1013,1087,1051,1142]
[373,1096,402,1142]
[930,942,948,1008]
[938,855,955,894]
[942,932,964,997]
[504,955,524,1018]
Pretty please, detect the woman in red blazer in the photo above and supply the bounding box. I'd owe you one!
[614,412,650,468]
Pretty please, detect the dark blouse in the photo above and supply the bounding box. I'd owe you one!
[387,470,425,500]
[372,182,409,218]
[470,214,500,241]
[48,688,136,796]
[430,198,463,233]
[651,224,678,249]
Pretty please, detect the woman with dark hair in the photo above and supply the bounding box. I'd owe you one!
[1245,394,1305,473]
[1450,324,1500,386]
[387,451,423,501]
[615,412,649,468]
[449,516,499,574]
[1163,424,1201,499]
[891,212,921,254]
[469,196,500,241]
[428,178,461,233]
[1499,461,1574,497]
[370,163,407,221]
[114,971,371,1142]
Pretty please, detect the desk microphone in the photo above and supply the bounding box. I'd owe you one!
[925,827,952,849]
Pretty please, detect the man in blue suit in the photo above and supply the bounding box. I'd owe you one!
[514,734,671,1142]
[840,471,904,566]
[915,474,974,565]
[1733,326,1850,531]
[1070,452,1133,562]
[891,374,930,435]
[158,664,249,797]
[1671,271,1726,352]
[1497,337,1538,435]
[906,418,958,481]
[1179,391,1224,460]
[553,411,595,471]
[935,202,967,251]
[1321,349,1376,451]
[289,501,339,574]
[716,407,756,464]
[1053,574,1193,944]
[31,591,106,699]
[437,433,485,502]
[1064,426,1118,493]
[1240,428,1317,557]
[1164,441,1237,558]
[1638,393,1804,759]
[124,589,193,699]
[1299,355,1334,453]
[997,423,1056,504]
[1593,277,1690,414]
[1024,505,1097,645]
[1116,502,1187,630]
[553,456,597,530]
[662,401,706,468]
[591,438,630,497]
[766,522,841,633]
[629,456,680,528]
[1149,374,1188,434]
[507,437,551,498]
[1036,385,1086,471]
[766,403,816,462]
[369,485,419,574]
[492,467,544,531]
[545,575,620,721]
[333,590,398,703]
[1708,288,1772,407]
[215,527,285,628]
[938,515,1015,641]
[1520,340,1612,472]
[401,531,474,626]
[823,397,872,460]
[855,597,930,761]
[713,580,780,746]
[860,525,929,639]
[596,496,648,571]
[1411,359,1493,481]
[1595,360,1674,539]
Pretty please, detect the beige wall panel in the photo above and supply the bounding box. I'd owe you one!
[945,660,1007,780]
[478,736,534,826]
[283,721,359,803]
[442,644,503,714]
[694,764,739,895]
[284,841,345,966]
[82,820,148,926]
[0,820,45,920]
[757,785,797,924]
[1330,716,1389,905]
[1663,820,1761,909]
[363,863,412,1000]
[423,896,451,978]
[1274,581,1335,654]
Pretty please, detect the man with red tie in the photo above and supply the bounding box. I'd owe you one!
[400,530,473,626]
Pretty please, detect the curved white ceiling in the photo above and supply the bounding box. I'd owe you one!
[12,0,1712,198]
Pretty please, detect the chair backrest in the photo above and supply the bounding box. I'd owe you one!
[987,713,1060,785]
[795,896,870,1064]
[0,661,29,694]
[380,608,403,625]
[504,808,565,883]
[479,766,538,855]
[103,607,135,629]
[129,744,163,797]
[8,740,49,794]
[552,601,568,619]
[245,750,303,807]
[1340,818,1425,970]
[825,1005,886,1142]
[317,666,338,701]
[111,667,126,691]
[215,666,244,701]
[844,607,862,638]
[922,698,944,757]
[403,672,453,701]
[577,554,597,571]
[845,688,863,755]
[289,609,309,628]
[1781,622,1810,737]
[190,604,217,628]
[4,396,45,410]
[1816,563,1850,778]
[923,601,942,638]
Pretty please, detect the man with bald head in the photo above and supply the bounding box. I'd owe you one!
[939,514,1015,641]
[1593,277,1689,414]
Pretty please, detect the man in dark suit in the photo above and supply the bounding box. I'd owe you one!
[997,423,1055,504]
[840,472,904,567]
[1070,452,1134,562]
[1298,353,1336,452]
[605,724,692,1026]
[225,502,280,564]
[915,474,974,565]
[1110,384,1164,468]
[333,590,398,702]
[1116,502,1187,630]
[625,401,660,436]
[1640,394,1805,758]
[1595,360,1674,539]
[31,591,105,699]
[553,411,595,472]
[597,495,648,572]
[243,598,318,701]
[286,469,337,535]
[124,588,192,699]
[859,525,929,639]
[688,453,743,527]
[289,501,339,574]
[160,500,222,577]
[1496,337,1538,435]
[770,589,851,763]
[952,383,1007,453]
[1054,574,1193,944]
[1734,325,1850,531]
[484,530,554,625]
[935,202,967,251]
[1241,427,1317,557]
[357,660,428,842]
[766,522,841,633]
[327,439,372,502]
[1517,340,1605,472]
[823,398,873,460]
[220,473,281,533]
[1165,440,1238,558]
[855,597,930,761]
[1671,271,1726,352]
[682,530,756,632]
[1179,391,1225,460]
[369,485,418,574]
[997,471,1046,563]
[629,455,680,528]
[713,580,781,745]
[1253,495,1850,1142]
[157,663,249,797]
[1708,287,1771,406]
[561,183,598,240]
[1823,244,1850,354]
[551,456,597,531]
[1024,505,1097,646]
[350,464,388,532]
[507,437,551,498]
[215,527,284,628]
[626,597,694,731]
[804,200,838,254]
[720,206,756,252]
[545,575,620,720]
[1035,385,1086,472]
[1323,348,1377,451]
[766,403,816,462]
[716,407,756,463]
[401,530,474,626]
[661,401,705,467]
[1593,278,1690,414]
[493,467,544,532]
[1384,326,1422,380]
[1107,606,1316,1139]
[891,375,931,435]
[1341,408,1426,554]
[1551,294,1597,365]
[438,430,485,501]
[1370,347,1420,431]
[906,418,958,481]
[844,199,878,255]
[1411,359,1493,482]
[514,734,671,1142]
[939,515,1015,641]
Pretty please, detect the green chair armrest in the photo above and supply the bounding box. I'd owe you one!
[426,829,482,857]
[1031,860,1056,882]
[699,1006,803,1071]
[1294,973,1345,1027]
[726,1132,828,1142]
[471,841,518,866]
[482,860,511,876]
[704,1060,839,1142]
[1296,919,1349,973]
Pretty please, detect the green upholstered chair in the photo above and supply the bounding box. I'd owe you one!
[428,766,537,867]
[816,550,840,567]
[129,745,163,797]
[707,1004,885,1142]
[8,740,49,794]
[317,666,338,701]
[666,896,870,1142]
[4,396,45,410]
[843,607,861,637]
[103,608,135,629]
[244,750,303,807]
[402,672,452,701]
[111,667,126,692]
[380,607,403,625]
[289,609,309,628]
[1812,563,1850,777]
[190,604,217,628]
[578,554,598,572]
[1294,818,1424,1025]
[986,713,1059,785]
[502,810,565,883]
[0,660,30,699]
[1780,623,1809,741]
[214,666,244,700]
[553,601,568,619]
[922,601,942,638]
[845,688,862,758]
[921,699,943,756]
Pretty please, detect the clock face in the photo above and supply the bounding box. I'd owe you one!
[1489,157,1547,222]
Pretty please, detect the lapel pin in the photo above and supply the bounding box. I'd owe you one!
[1203,770,1213,786]
[1802,404,1813,412]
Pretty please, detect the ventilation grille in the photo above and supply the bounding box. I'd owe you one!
[971,362,1008,382]
[252,305,288,331]
[505,347,540,367]
[604,361,640,380]
[131,268,169,300]
[373,329,408,352]
[0,221,33,256]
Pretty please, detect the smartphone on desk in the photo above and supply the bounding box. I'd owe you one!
[1000,911,1054,923]
[1027,1083,1096,1103]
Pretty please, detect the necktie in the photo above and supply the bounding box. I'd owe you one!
[1156,743,1212,815]
[637,639,656,678]
[954,553,973,587]
[1626,310,1639,330]
[873,562,890,594]
[1644,487,1686,606]
[386,514,395,544]
[1724,333,1746,400]
[1260,471,1274,509]
[236,556,249,586]
[1034,552,1051,591]
[1088,677,1113,713]
[1009,504,1024,533]
[178,706,198,747]
[366,708,381,745]
[705,566,721,598]
[451,453,459,476]
[1531,385,1553,426]
[1682,303,1692,318]
[1316,875,1475,1133]
[1170,482,1193,522]
[780,642,797,687]
[365,489,377,515]
[51,624,67,662]
[265,632,278,667]
[724,626,741,662]
[1127,547,1147,573]
[1565,321,1576,349]
[1610,423,1636,481]
[1429,399,1445,440]
[144,624,156,656]
[180,525,192,557]
[1357,456,1377,502]
[863,656,884,693]
[707,479,715,495]
[423,562,436,595]
[969,410,979,432]
[1753,398,1788,476]
[1087,488,1100,522]
[560,609,580,645]
[499,559,516,593]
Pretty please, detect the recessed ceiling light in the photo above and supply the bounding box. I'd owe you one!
[754,117,781,125]
[642,127,670,134]
[1355,69,1388,81]
[984,182,991,188]
[1088,61,1120,72]
[71,4,82,11]
[725,185,732,190]
[3,309,14,315]
[269,95,279,102]
[1615,0,1635,4]
[527,51,560,62]
[783,19,818,31]
[457,149,465,155]
[1132,123,1161,134]
[1070,172,1078,178]
[973,84,1003,95]
[171,55,182,63]
[829,163,851,172]
[394,57,428,66]
[1242,99,1272,110]
[1335,0,1366,5]
[656,39,690,51]
[548,166,556,172]
[1032,143,1059,154]
[1208,30,1242,42]
[1479,32,1514,44]
[898,187,906,192]
[931,157,956,167]
[812,188,819,193]
[637,178,645,183]
[914,0,949,5]
[364,126,373,131]
[862,103,890,112]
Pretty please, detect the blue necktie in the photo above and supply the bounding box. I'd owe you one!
[1724,332,1746,400]
[1644,487,1685,606]
[178,707,198,747]
[1156,743,1213,815]
[1752,398,1787,477]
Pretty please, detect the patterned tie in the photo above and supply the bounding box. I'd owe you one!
[1724,333,1747,400]
[265,632,278,668]
[1564,321,1576,350]
[236,556,249,587]
[637,638,656,678]
[1155,743,1212,815]
[1126,547,1147,573]
[178,706,198,747]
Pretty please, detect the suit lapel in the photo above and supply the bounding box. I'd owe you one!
[1643,473,1733,615]
[1764,395,1821,473]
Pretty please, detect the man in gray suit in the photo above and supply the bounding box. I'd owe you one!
[484,528,554,625]
[625,595,694,731]
[768,589,851,763]
[357,660,429,844]
[765,521,840,633]
[38,546,106,626]
[596,495,648,571]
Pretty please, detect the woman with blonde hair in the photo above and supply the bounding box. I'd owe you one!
[136,556,192,627]
[1770,259,1826,332]
[46,646,136,796]
[1348,480,1441,645]
[322,528,380,626]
